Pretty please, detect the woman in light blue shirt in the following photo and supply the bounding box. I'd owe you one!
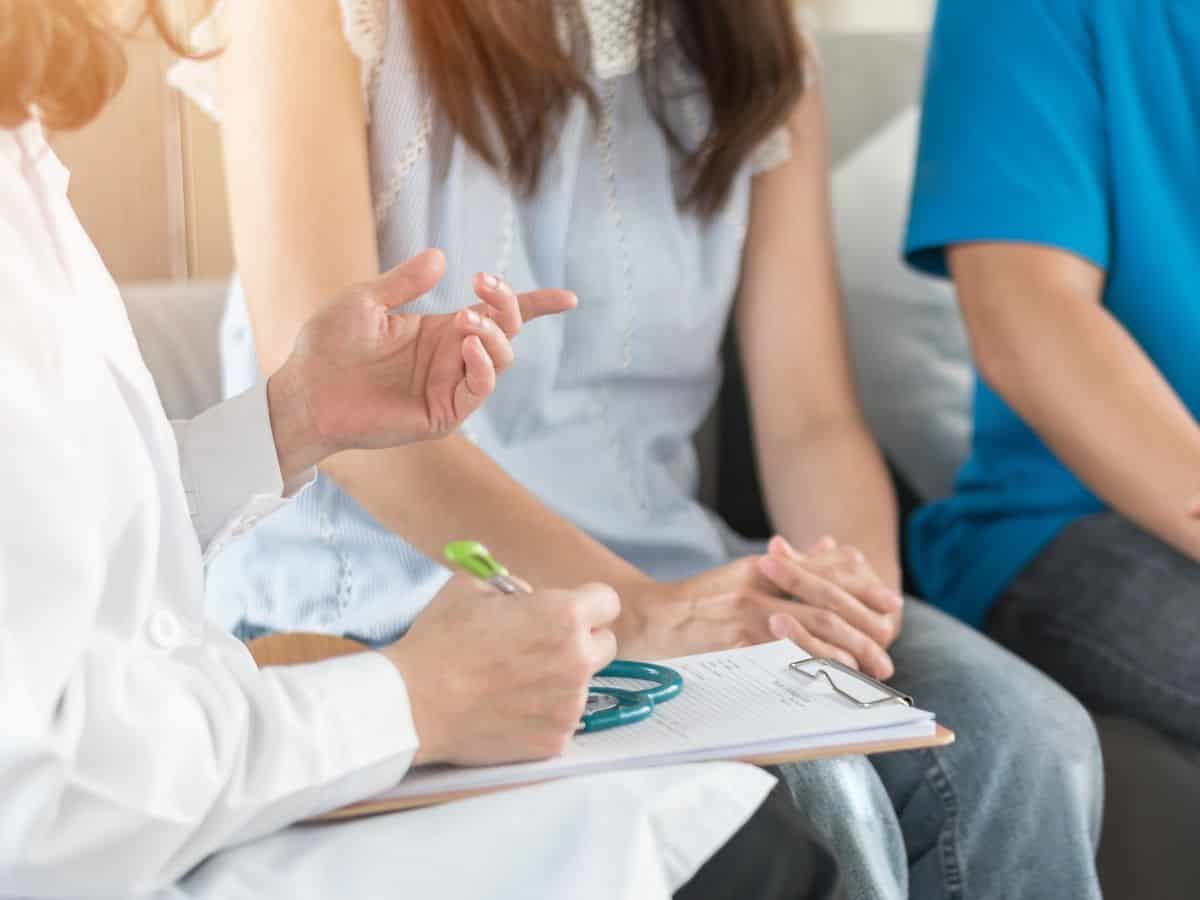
[189,2,1104,896]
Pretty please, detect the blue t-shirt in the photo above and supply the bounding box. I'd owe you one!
[905,0,1200,627]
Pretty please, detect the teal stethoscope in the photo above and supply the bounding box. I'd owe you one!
[445,541,683,732]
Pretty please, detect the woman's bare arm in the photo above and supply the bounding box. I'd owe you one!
[736,80,900,589]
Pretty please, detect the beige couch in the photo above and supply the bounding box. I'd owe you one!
[122,30,1198,900]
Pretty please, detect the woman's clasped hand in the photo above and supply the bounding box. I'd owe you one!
[614,536,902,681]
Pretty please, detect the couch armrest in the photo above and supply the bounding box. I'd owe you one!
[122,280,229,421]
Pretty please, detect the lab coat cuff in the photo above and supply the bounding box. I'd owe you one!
[303,651,421,768]
[175,381,316,555]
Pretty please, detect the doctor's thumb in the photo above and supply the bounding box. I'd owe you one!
[371,248,447,311]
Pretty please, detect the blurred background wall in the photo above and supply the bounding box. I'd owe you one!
[807,1,934,31]
[53,33,231,282]
[55,1,936,285]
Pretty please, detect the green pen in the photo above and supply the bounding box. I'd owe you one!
[444,540,527,595]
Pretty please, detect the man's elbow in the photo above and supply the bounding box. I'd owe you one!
[959,303,1048,408]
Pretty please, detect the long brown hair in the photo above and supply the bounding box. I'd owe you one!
[0,0,208,132]
[407,1,807,216]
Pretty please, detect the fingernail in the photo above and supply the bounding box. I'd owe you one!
[768,614,791,638]
[815,536,836,551]
[481,273,499,290]
[873,588,900,610]
[770,536,801,561]
[465,309,482,326]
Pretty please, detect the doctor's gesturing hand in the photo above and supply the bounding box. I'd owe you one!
[384,577,621,766]
[264,248,577,481]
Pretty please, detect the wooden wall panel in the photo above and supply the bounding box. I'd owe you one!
[52,37,186,283]
[182,104,235,279]
[51,28,235,284]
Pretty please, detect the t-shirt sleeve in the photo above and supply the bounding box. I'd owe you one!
[905,0,1109,277]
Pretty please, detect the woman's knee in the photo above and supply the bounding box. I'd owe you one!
[897,610,1103,827]
[973,659,1104,822]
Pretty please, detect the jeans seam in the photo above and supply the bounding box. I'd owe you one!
[1036,619,1200,711]
[921,748,964,900]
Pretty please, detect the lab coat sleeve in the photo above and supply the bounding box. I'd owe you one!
[171,381,316,562]
[0,252,419,897]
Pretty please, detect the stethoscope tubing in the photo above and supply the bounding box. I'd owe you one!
[580,659,683,732]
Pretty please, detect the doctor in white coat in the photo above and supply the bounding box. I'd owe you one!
[0,3,849,899]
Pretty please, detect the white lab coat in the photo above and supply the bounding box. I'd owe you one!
[163,764,773,900]
[0,122,771,899]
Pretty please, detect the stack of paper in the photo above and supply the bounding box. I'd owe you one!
[354,641,938,811]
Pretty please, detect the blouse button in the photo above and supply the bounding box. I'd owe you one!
[147,610,182,649]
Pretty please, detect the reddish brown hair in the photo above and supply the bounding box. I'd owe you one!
[407,1,807,216]
[0,0,209,131]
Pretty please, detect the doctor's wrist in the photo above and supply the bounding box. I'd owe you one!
[267,364,332,483]
[379,642,444,766]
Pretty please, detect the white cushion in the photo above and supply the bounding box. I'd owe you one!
[122,280,229,421]
[833,108,972,501]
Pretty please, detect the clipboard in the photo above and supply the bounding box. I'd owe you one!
[320,725,955,820]
[249,634,955,821]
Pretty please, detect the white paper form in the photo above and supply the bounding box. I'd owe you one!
[378,641,935,803]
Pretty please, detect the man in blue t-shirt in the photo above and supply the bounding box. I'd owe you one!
[907,0,1200,749]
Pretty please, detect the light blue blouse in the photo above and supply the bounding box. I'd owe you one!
[206,1,793,644]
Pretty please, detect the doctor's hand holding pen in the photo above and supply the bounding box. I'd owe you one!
[382,576,621,766]
[264,248,577,482]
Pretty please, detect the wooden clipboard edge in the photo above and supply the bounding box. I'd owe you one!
[311,724,956,822]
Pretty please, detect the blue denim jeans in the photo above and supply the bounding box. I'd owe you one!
[778,599,1103,900]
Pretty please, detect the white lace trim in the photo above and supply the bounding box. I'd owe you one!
[337,0,388,117]
[581,0,645,80]
[496,193,515,280]
[748,127,794,176]
[373,99,435,227]
[596,82,635,371]
[747,23,822,176]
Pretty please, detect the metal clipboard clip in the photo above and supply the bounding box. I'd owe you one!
[789,658,913,708]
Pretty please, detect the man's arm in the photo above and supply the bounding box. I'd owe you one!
[951,241,1200,561]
